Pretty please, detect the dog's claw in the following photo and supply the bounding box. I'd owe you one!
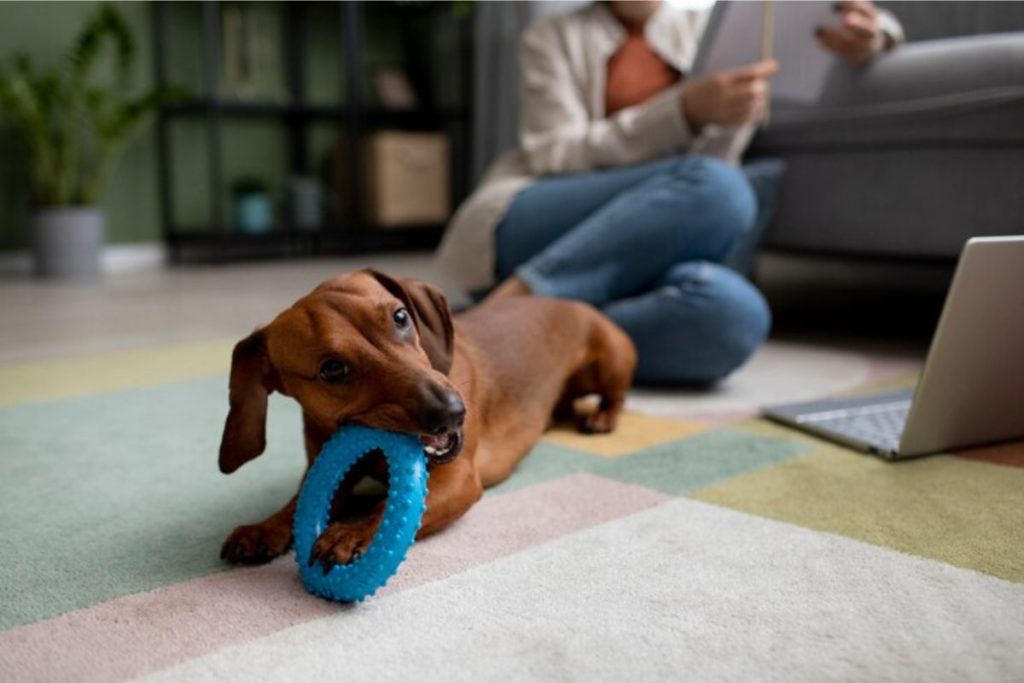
[307,520,376,572]
[222,523,293,565]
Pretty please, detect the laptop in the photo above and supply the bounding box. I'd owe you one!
[763,236,1024,459]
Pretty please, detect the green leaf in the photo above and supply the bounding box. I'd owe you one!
[0,2,184,205]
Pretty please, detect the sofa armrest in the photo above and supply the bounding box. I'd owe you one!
[761,33,1024,138]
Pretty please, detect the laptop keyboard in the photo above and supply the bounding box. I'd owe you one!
[795,399,912,453]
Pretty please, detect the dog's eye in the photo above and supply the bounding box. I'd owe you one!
[393,307,410,329]
[318,359,350,383]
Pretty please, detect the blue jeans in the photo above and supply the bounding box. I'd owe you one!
[495,155,771,385]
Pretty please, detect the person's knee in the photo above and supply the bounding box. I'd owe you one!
[701,267,770,381]
[654,262,770,384]
[667,156,757,243]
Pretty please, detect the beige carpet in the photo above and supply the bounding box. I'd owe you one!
[2,330,1022,682]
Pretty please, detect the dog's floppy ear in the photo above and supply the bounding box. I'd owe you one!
[367,269,455,375]
[219,329,277,474]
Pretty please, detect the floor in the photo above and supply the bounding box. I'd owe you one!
[0,252,927,421]
[7,254,1024,682]
[0,254,438,363]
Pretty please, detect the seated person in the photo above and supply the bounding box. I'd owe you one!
[436,0,902,385]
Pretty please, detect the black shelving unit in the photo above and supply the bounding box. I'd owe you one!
[151,1,473,262]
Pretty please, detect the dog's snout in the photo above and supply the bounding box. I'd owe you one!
[442,392,467,426]
[420,387,466,435]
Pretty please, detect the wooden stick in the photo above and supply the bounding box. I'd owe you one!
[761,0,774,127]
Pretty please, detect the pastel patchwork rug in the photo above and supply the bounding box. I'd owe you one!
[1,341,1023,682]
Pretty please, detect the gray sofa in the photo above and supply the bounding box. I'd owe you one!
[750,32,1024,260]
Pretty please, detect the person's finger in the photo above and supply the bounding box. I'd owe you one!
[743,100,763,121]
[722,108,753,126]
[739,100,762,123]
[718,98,746,122]
[728,80,764,98]
[834,1,877,20]
[725,94,764,124]
[842,12,877,40]
[754,96,768,119]
[725,97,756,116]
[818,27,875,64]
[815,26,855,54]
[728,59,780,83]
[724,85,761,110]
[735,80,767,102]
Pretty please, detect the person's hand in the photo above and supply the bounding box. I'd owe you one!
[816,1,887,65]
[681,59,779,133]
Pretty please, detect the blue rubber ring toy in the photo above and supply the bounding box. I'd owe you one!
[293,425,428,602]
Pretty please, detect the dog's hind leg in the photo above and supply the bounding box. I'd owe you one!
[570,319,637,435]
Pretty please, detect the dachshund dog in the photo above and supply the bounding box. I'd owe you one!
[218,270,636,569]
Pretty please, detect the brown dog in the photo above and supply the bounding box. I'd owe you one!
[218,270,636,569]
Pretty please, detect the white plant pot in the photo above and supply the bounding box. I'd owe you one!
[31,206,105,279]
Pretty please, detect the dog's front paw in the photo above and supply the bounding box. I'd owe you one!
[577,409,617,434]
[307,520,379,573]
[221,522,293,565]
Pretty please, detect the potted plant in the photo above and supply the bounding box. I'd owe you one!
[0,5,179,278]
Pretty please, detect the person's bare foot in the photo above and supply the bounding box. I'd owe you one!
[485,276,532,303]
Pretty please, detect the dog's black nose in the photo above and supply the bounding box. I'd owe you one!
[420,387,466,435]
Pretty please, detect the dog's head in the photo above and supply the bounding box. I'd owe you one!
[218,269,464,474]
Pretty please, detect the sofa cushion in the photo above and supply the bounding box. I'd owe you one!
[761,147,1024,258]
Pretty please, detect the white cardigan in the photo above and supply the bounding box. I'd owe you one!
[434,2,900,295]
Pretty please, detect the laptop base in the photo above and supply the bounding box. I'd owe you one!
[763,389,914,459]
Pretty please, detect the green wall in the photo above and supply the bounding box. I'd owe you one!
[0,2,351,251]
[0,2,459,252]
[0,1,161,251]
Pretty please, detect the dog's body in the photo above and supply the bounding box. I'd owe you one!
[219,270,635,568]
